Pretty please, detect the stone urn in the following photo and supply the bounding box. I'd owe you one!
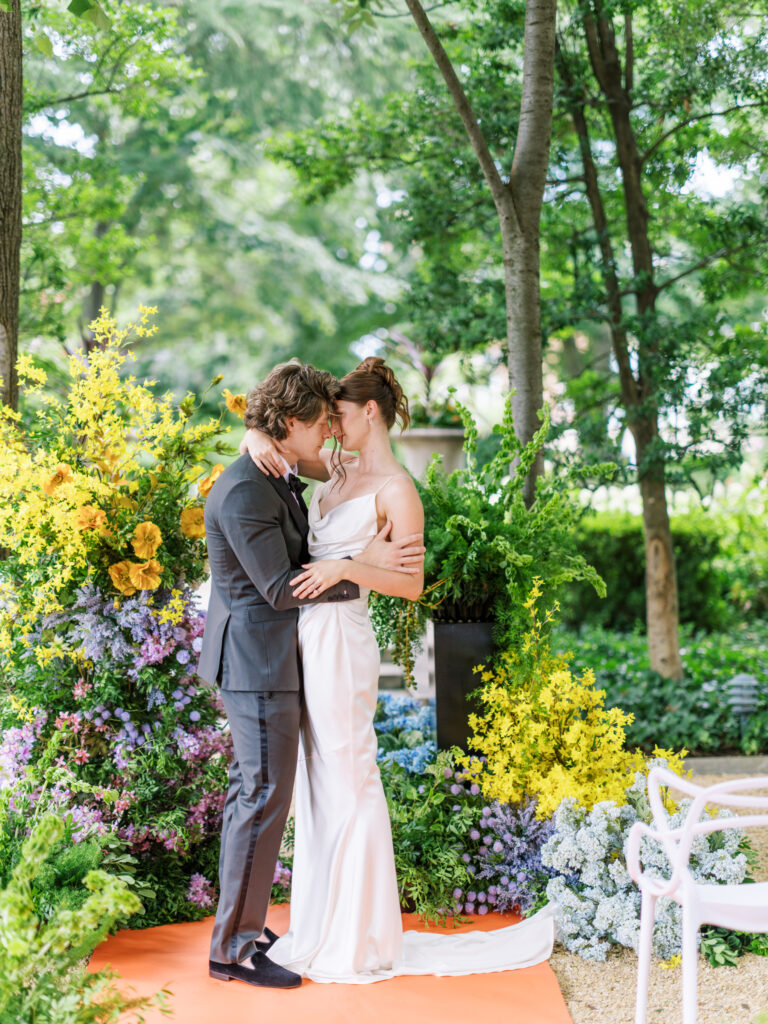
[395,426,465,480]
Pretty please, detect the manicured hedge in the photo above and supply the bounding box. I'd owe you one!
[560,511,730,632]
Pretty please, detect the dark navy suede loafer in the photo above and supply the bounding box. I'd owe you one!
[254,926,280,953]
[208,951,301,988]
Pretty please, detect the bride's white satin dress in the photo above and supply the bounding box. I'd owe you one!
[269,479,554,983]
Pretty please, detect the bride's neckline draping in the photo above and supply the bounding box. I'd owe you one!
[316,487,378,522]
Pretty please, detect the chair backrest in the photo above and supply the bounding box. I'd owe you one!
[628,767,768,899]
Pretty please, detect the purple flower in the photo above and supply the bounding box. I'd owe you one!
[470,829,480,841]
[186,873,215,909]
[450,784,461,795]
[189,711,201,722]
[493,840,504,853]
[452,888,463,899]
[176,650,191,665]
[478,904,489,915]
[467,891,477,902]
[470,784,480,796]
[464,902,475,914]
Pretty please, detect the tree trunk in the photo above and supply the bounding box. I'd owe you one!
[635,434,682,680]
[578,4,683,678]
[404,0,557,504]
[0,0,22,411]
[504,219,544,503]
[505,0,557,504]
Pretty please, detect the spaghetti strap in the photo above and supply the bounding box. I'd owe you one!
[373,474,408,496]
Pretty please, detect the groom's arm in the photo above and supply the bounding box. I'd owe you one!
[219,480,359,610]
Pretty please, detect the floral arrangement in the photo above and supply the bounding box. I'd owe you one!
[369,398,609,684]
[460,584,686,817]
[0,309,248,926]
[542,769,749,961]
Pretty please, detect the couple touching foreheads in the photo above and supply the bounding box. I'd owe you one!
[198,356,554,989]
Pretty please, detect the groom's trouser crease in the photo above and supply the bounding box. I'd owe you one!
[209,688,299,965]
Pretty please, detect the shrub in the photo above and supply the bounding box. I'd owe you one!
[556,622,768,755]
[0,814,166,1024]
[558,510,730,632]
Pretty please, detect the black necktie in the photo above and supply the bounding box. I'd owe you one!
[287,473,309,517]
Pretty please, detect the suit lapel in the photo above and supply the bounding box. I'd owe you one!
[267,473,309,539]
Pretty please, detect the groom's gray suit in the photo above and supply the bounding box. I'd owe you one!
[198,454,358,965]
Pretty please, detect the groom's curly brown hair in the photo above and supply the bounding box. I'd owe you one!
[244,362,340,440]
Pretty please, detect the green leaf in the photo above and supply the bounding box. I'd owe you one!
[32,33,53,57]
[84,2,110,31]
[67,0,95,14]
[0,0,12,12]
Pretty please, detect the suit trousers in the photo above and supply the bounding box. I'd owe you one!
[209,688,300,964]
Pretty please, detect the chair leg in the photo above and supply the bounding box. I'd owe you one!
[635,891,656,1024]
[681,903,699,1024]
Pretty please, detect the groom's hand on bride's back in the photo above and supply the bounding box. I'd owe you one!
[356,521,425,574]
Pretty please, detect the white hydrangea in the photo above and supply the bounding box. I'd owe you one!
[542,769,748,961]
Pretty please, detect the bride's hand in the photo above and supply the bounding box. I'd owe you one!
[240,427,284,477]
[290,560,345,600]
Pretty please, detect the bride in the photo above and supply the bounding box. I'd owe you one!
[242,357,553,984]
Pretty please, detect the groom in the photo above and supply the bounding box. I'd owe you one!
[198,362,422,989]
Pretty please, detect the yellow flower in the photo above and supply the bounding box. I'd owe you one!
[73,505,108,532]
[109,560,137,597]
[198,463,224,497]
[43,464,73,495]
[222,389,247,417]
[127,558,162,591]
[132,521,163,559]
[180,506,206,539]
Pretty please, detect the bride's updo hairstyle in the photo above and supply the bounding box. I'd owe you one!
[338,357,410,431]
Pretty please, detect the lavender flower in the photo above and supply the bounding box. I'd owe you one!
[186,873,215,909]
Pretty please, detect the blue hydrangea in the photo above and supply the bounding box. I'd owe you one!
[542,768,748,962]
[377,741,437,775]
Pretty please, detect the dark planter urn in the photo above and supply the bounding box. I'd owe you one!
[433,620,494,751]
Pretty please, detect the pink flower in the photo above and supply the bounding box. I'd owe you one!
[73,748,90,764]
[73,679,92,700]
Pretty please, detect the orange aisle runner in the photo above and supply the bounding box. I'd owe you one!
[90,903,573,1024]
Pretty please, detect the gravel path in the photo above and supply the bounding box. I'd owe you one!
[548,773,768,1024]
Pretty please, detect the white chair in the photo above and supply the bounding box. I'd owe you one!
[626,766,768,1024]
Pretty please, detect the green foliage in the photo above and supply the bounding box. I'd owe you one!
[558,510,730,632]
[700,926,768,968]
[380,750,475,925]
[0,814,167,1024]
[556,622,768,755]
[371,398,609,680]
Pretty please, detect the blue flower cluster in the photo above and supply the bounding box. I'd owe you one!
[374,693,436,736]
[377,741,437,775]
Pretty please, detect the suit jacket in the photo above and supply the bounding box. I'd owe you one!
[197,454,359,691]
